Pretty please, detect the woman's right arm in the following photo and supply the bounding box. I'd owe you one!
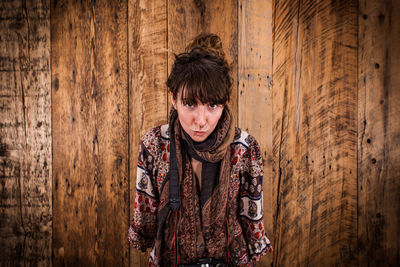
[128,141,159,251]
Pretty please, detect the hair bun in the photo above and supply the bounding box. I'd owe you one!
[185,33,226,61]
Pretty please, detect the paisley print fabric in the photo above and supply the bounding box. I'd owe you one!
[128,125,272,266]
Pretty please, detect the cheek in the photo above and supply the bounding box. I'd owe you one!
[179,112,193,127]
[211,111,223,127]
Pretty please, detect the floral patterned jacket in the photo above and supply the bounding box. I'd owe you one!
[128,124,271,266]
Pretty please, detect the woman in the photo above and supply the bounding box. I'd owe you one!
[129,33,272,266]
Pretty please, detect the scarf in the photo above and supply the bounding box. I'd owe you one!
[152,105,235,266]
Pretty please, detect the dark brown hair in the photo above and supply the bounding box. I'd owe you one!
[167,33,232,105]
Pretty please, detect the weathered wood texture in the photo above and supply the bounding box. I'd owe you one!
[358,0,400,265]
[272,0,358,266]
[167,0,238,121]
[51,0,129,265]
[128,0,168,265]
[237,1,273,266]
[0,0,52,265]
[1,0,399,266]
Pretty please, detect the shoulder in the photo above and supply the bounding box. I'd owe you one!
[141,124,170,156]
[231,127,259,150]
[231,128,263,174]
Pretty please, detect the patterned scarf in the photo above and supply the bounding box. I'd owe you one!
[153,105,235,266]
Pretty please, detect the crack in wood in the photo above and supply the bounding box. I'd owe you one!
[273,84,288,265]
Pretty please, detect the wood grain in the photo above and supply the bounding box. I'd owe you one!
[358,0,400,265]
[0,0,51,265]
[272,0,358,265]
[167,0,238,121]
[0,1,398,266]
[237,1,273,266]
[128,0,168,266]
[51,0,129,265]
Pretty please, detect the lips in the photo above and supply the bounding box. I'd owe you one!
[194,131,206,136]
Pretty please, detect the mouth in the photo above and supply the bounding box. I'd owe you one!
[193,130,206,136]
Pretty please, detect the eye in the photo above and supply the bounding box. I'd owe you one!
[182,98,196,109]
[208,103,218,109]
[184,103,195,109]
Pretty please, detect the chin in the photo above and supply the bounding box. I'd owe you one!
[191,136,207,142]
[190,133,209,142]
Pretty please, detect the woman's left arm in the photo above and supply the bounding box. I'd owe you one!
[238,136,273,262]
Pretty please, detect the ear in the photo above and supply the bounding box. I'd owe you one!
[170,92,176,109]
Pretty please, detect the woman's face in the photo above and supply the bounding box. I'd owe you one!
[171,92,224,142]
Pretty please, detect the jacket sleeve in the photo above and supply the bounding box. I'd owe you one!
[128,141,159,251]
[238,136,272,262]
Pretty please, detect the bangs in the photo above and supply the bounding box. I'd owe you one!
[179,60,229,105]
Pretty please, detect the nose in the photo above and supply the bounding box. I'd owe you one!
[195,106,207,128]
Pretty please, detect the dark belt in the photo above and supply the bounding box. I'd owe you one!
[177,258,228,267]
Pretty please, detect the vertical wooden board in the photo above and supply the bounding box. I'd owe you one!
[128,0,168,266]
[167,0,238,121]
[0,0,51,265]
[52,0,129,265]
[272,0,358,266]
[237,1,273,266]
[300,1,358,265]
[358,0,400,265]
[271,1,303,264]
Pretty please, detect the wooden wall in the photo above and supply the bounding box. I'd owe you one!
[0,0,399,266]
[129,0,168,265]
[51,0,129,265]
[0,0,52,265]
[358,0,400,265]
[272,0,358,265]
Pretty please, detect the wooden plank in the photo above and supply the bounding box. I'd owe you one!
[272,0,358,265]
[358,0,400,265]
[128,0,168,265]
[167,0,238,121]
[0,0,51,265]
[51,0,129,265]
[237,1,273,266]
[271,1,303,264]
